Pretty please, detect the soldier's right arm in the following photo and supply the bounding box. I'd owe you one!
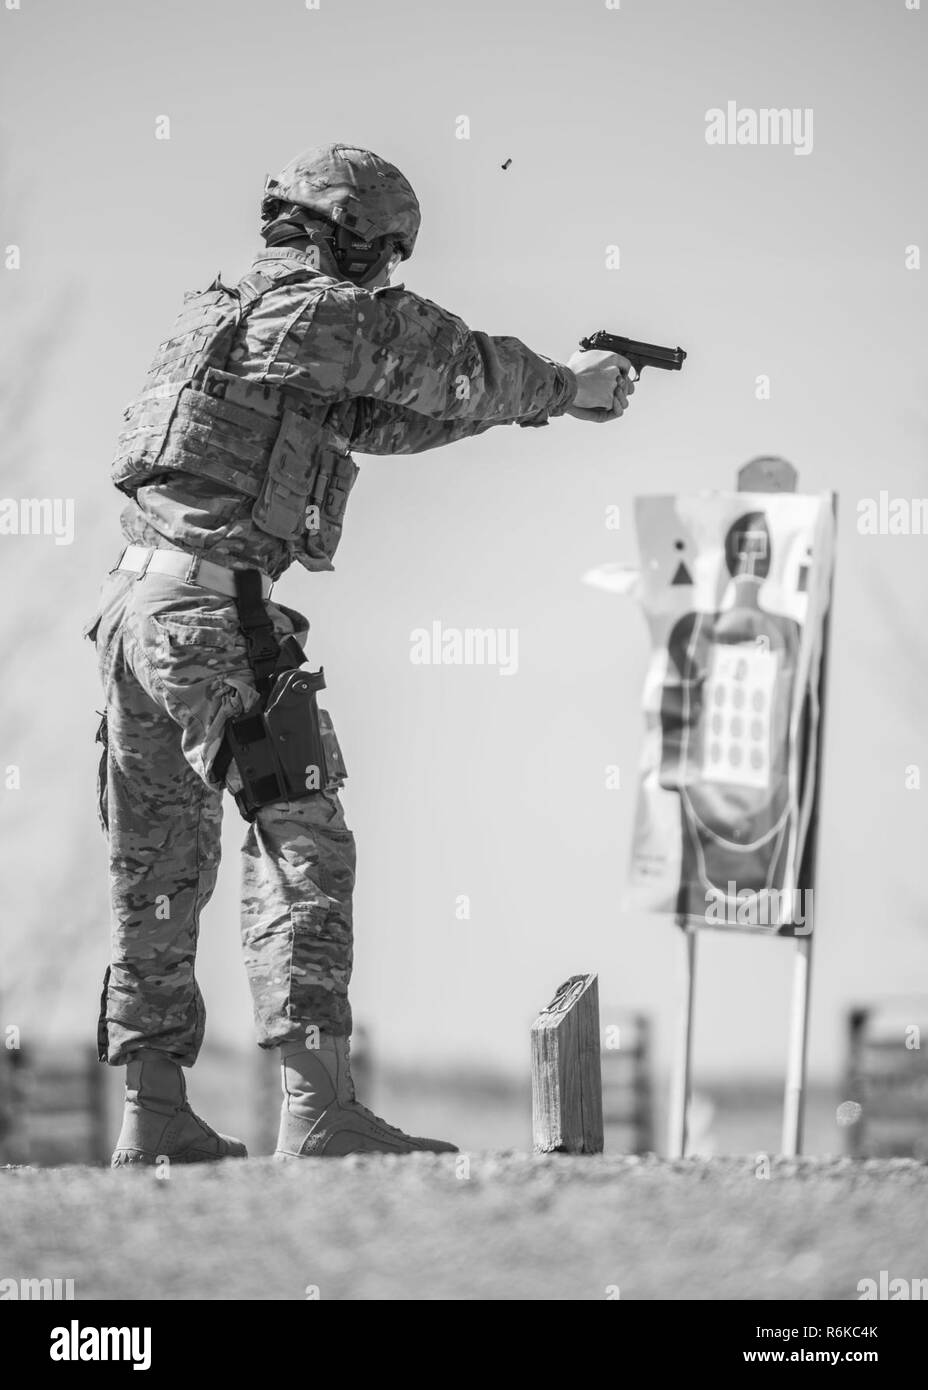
[301,282,578,429]
[327,398,502,457]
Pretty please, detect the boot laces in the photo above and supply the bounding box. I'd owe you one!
[343,1042,414,1139]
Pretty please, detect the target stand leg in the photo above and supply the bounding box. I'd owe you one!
[668,924,697,1158]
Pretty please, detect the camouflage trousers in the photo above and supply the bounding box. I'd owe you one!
[86,566,355,1067]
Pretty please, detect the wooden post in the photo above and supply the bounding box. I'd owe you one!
[667,923,697,1157]
[531,974,604,1153]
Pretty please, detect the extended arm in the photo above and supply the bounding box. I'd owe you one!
[329,397,503,456]
[302,282,578,427]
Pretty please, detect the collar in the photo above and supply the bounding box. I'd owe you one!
[249,246,405,294]
[249,246,327,280]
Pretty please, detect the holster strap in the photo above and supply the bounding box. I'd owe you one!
[233,568,281,696]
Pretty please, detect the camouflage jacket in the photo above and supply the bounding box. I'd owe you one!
[116,247,577,579]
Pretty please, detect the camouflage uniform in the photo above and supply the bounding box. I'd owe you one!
[90,238,577,1068]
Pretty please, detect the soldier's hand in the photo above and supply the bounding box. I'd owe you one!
[565,349,634,422]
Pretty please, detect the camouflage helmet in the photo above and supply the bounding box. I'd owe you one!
[262,144,420,260]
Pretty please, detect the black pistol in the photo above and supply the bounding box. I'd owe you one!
[579,331,687,380]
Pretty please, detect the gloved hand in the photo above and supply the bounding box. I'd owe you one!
[564,349,635,422]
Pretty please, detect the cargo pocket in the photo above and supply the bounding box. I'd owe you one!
[95,712,109,834]
[289,902,352,1021]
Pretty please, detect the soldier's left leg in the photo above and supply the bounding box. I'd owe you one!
[93,568,260,1164]
[101,650,222,1067]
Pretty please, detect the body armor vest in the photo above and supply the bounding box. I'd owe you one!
[111,269,359,572]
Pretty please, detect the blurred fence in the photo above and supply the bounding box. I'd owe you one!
[601,1010,655,1154]
[0,1044,109,1166]
[844,1001,928,1159]
[4,1009,918,1164]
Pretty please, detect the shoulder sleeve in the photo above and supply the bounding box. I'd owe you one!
[302,284,577,425]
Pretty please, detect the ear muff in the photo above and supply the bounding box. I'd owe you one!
[260,203,401,284]
[331,223,399,285]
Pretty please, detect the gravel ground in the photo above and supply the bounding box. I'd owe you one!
[2,1155,927,1301]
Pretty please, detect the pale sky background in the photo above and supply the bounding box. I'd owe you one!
[1,0,926,1091]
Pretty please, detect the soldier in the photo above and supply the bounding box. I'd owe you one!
[86,144,633,1164]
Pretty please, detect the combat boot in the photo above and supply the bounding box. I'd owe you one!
[275,1035,458,1158]
[111,1049,248,1167]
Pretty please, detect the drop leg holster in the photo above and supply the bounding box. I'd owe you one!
[215,570,329,821]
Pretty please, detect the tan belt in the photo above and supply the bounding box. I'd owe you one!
[114,544,274,600]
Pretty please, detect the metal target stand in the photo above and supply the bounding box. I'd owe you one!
[667,456,837,1158]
